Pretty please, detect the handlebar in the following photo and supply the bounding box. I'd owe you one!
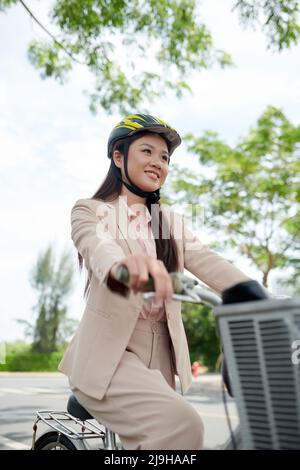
[115,265,222,307]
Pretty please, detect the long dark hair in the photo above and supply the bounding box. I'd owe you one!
[77,136,179,300]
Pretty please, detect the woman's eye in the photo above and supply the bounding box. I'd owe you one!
[142,149,169,163]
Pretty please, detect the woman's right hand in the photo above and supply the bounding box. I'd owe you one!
[110,254,173,303]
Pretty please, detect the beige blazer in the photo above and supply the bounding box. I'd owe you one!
[58,197,250,399]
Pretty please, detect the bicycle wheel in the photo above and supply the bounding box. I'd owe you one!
[33,431,77,450]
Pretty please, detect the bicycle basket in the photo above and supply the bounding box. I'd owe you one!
[214,297,300,450]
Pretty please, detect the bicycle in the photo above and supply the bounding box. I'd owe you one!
[31,268,300,450]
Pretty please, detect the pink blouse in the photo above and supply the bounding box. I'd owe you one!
[121,197,167,322]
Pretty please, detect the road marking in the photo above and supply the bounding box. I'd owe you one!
[0,387,68,396]
[0,435,30,450]
[197,410,239,420]
[0,387,28,395]
[23,387,68,395]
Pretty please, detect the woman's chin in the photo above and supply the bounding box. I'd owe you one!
[139,179,160,192]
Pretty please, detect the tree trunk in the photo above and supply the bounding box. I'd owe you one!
[262,271,269,288]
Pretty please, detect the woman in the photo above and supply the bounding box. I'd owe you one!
[58,114,252,449]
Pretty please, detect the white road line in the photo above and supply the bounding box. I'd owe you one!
[23,387,68,395]
[0,435,30,450]
[0,388,29,395]
[197,410,239,420]
[0,387,68,396]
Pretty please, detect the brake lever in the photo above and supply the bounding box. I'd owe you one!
[144,280,221,306]
[143,292,202,303]
[143,273,201,303]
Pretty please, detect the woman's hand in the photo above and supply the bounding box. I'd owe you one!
[110,254,173,303]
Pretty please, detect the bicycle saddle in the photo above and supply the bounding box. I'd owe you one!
[67,394,94,421]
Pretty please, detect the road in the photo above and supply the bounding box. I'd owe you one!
[0,373,239,450]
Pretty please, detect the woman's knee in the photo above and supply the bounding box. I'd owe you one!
[180,403,204,448]
[163,399,204,449]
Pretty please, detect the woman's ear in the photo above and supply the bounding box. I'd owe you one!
[112,150,123,169]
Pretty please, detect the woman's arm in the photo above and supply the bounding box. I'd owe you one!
[71,199,129,294]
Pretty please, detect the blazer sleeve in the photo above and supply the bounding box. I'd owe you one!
[182,216,252,294]
[71,199,127,289]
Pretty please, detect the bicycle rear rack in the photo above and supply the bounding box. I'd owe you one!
[32,410,119,449]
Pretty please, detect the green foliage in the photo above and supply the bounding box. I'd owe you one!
[233,0,300,51]
[28,40,72,84]
[182,302,221,371]
[172,106,300,288]
[0,0,17,12]
[5,341,31,355]
[1,0,231,114]
[2,1,300,112]
[0,351,64,371]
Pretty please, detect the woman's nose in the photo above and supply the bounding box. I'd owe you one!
[150,159,162,169]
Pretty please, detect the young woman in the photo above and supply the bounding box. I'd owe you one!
[58,114,252,449]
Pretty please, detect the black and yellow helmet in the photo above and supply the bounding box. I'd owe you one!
[107,113,181,159]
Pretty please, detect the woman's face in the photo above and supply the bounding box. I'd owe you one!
[113,133,170,191]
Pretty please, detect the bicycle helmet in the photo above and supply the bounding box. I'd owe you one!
[107,114,181,203]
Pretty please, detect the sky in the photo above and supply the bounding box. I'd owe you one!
[0,0,299,343]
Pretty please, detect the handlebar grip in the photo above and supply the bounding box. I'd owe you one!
[115,264,155,292]
[115,265,187,294]
[222,280,269,304]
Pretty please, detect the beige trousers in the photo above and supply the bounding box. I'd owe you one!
[69,318,204,450]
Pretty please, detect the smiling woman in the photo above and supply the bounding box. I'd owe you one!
[58,113,252,450]
[108,115,179,204]
[114,133,170,193]
[80,114,182,304]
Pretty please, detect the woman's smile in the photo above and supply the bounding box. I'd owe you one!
[144,170,160,181]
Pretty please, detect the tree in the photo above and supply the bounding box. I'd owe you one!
[0,0,233,114]
[171,106,300,289]
[182,302,220,370]
[17,245,77,352]
[1,1,299,114]
[232,0,300,51]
